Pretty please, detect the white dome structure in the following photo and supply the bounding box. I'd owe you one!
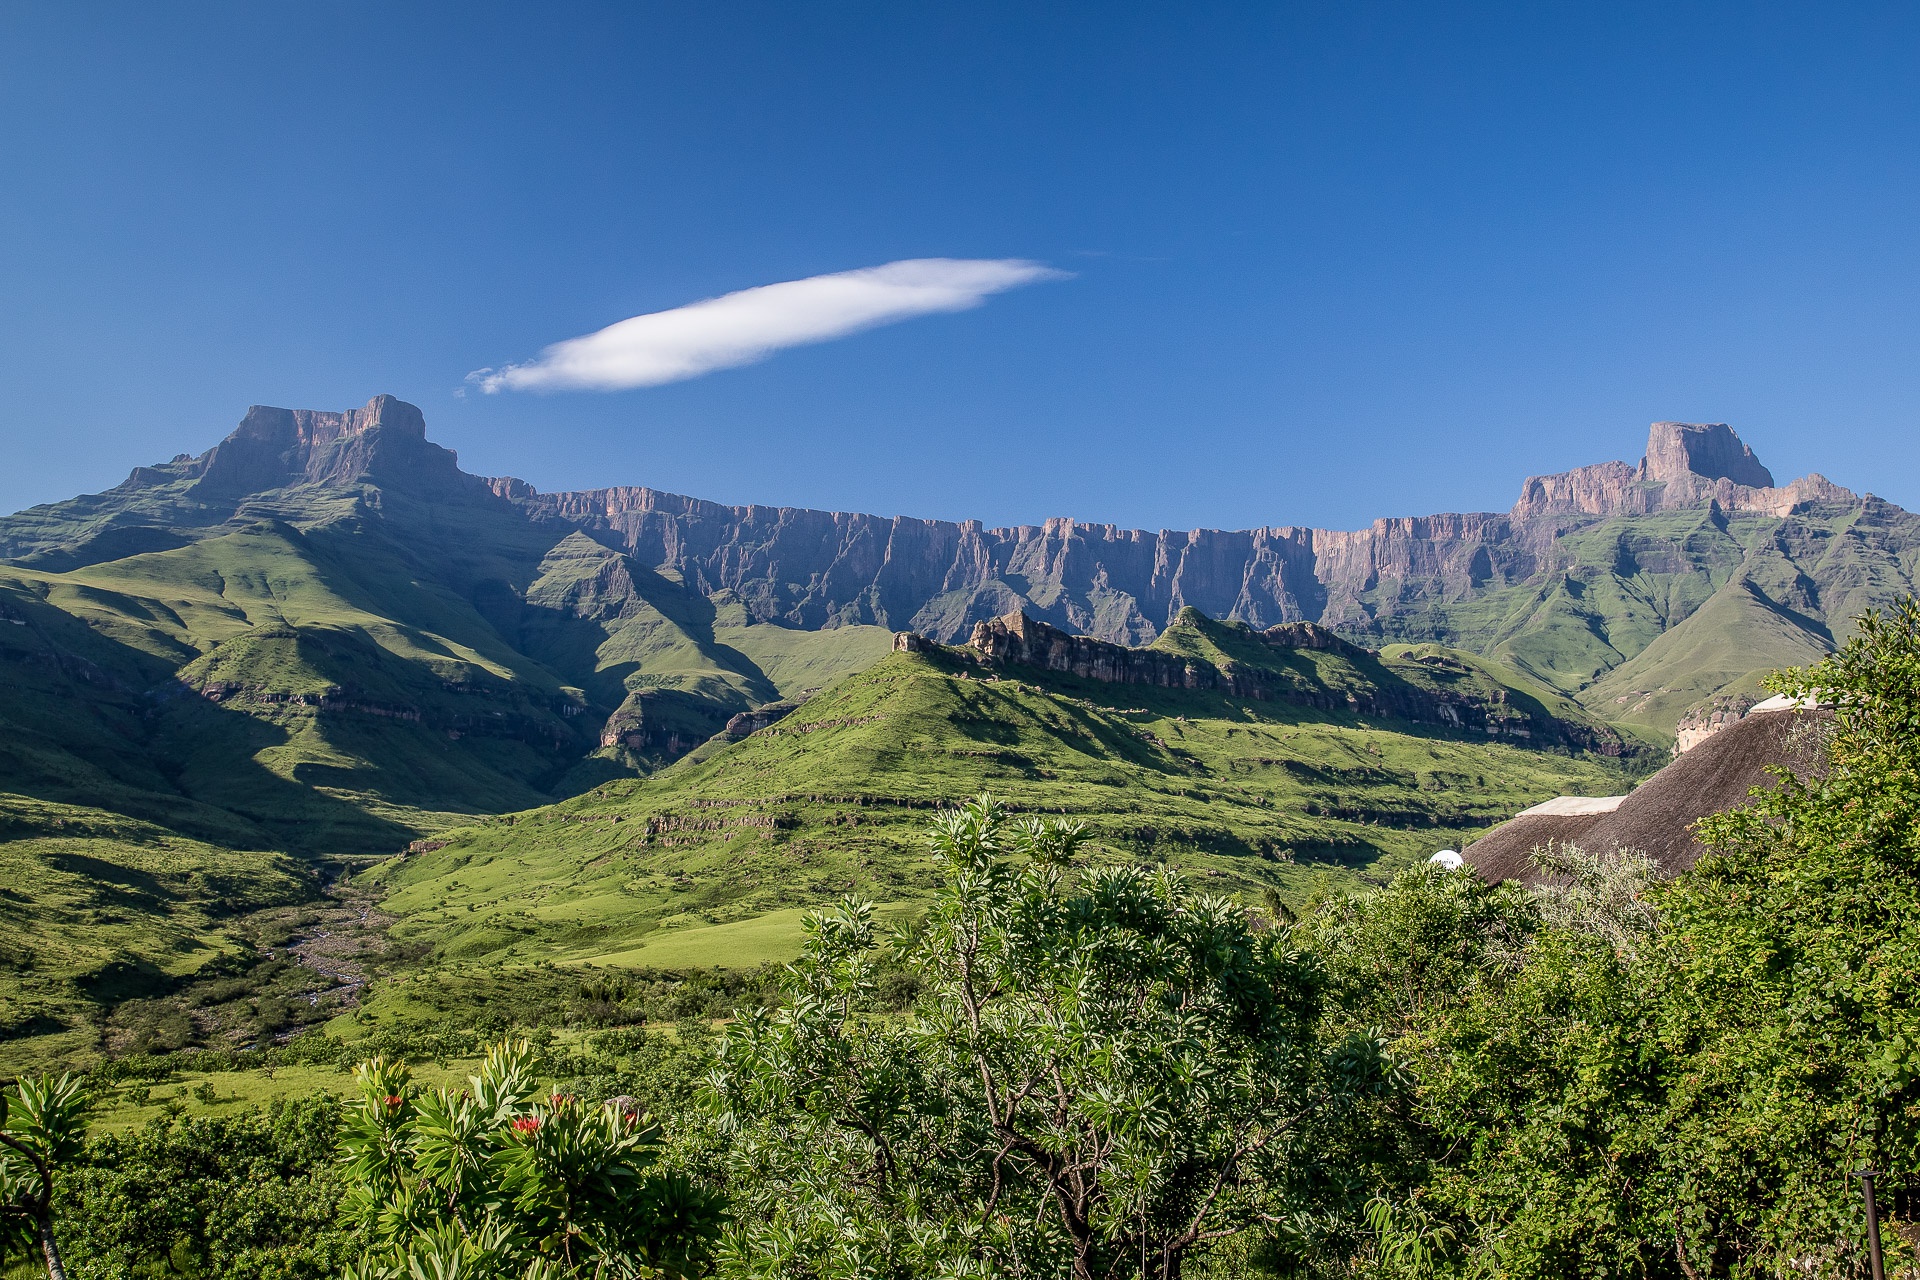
[1428,849,1465,871]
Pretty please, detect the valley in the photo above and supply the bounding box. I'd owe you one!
[0,395,1911,1068]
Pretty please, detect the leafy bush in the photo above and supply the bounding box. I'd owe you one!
[59,1096,350,1279]
[709,795,1400,1280]
[337,1039,725,1279]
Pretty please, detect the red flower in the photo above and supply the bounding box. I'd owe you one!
[383,1095,404,1110]
[512,1116,541,1133]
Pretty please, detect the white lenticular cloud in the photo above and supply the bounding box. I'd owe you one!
[471,257,1069,393]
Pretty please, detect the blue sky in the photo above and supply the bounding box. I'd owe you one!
[3,2,1917,530]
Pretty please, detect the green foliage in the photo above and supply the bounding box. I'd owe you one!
[709,795,1398,1280]
[1301,597,1920,1278]
[1640,598,1920,1273]
[1313,862,1664,1278]
[0,1073,88,1275]
[59,1095,351,1279]
[337,1039,724,1279]
[1527,841,1659,960]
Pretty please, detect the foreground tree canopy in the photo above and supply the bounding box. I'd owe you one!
[2,598,1919,1278]
[1315,597,1920,1277]
[709,799,1401,1279]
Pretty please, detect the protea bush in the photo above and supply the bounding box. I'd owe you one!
[338,1040,722,1279]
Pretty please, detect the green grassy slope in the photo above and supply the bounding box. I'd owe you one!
[0,498,897,856]
[1357,500,1918,734]
[710,595,898,700]
[364,642,1641,986]
[0,426,911,1062]
[1364,507,1751,694]
[1150,609,1628,747]
[0,794,317,1064]
[1579,576,1836,733]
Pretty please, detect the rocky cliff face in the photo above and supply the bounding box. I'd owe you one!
[1507,421,1849,522]
[1645,421,1773,489]
[180,395,480,498]
[496,419,1866,646]
[960,609,1365,696]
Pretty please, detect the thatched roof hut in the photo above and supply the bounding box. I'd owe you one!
[1465,705,1828,884]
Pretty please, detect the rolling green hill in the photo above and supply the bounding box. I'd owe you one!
[0,793,316,1065]
[1347,498,1919,738]
[356,617,1643,1013]
[0,401,898,860]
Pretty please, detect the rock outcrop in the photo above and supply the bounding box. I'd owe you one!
[1509,421,1848,521]
[187,395,479,497]
[1644,421,1773,489]
[721,700,801,739]
[963,610,1367,698]
[895,609,1627,753]
[1673,693,1762,753]
[965,611,1219,689]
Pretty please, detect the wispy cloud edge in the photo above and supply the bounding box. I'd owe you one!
[471,257,1069,394]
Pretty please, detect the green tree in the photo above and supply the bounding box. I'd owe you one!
[1310,598,1920,1278]
[710,795,1398,1280]
[1642,597,1920,1274]
[337,1039,724,1279]
[59,1095,350,1280]
[0,1075,89,1280]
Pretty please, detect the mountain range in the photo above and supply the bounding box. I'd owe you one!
[2,395,1910,844]
[0,395,1911,1059]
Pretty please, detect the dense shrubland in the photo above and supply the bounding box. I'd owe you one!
[1,599,1917,1277]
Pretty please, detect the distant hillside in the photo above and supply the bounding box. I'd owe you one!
[0,393,1906,857]
[0,398,895,854]
[0,405,1906,842]
[362,609,1640,985]
[0,792,315,1064]
[484,418,1914,739]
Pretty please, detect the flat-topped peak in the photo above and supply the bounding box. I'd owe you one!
[1512,420,1793,520]
[347,394,426,437]
[1643,421,1774,488]
[197,394,461,497]
[234,394,425,446]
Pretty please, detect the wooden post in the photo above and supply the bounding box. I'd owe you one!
[1860,1168,1887,1280]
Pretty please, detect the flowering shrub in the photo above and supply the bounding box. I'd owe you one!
[337,1040,723,1279]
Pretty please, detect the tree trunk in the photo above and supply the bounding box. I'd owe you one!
[36,1211,66,1280]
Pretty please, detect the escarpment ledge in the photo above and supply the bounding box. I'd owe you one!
[891,609,1630,755]
[487,416,1871,645]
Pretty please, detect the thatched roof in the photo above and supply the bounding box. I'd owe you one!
[1465,707,1828,884]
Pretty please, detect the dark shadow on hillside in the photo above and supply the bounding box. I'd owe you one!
[40,853,171,909]
[0,612,424,855]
